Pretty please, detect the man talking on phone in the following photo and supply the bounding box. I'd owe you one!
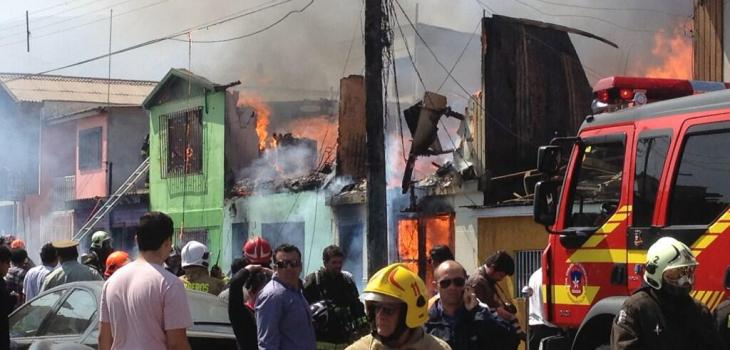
[425,260,520,350]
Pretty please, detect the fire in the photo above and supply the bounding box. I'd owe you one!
[237,94,273,151]
[286,115,338,159]
[630,20,692,79]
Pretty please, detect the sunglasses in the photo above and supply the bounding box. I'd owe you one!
[438,277,466,289]
[274,259,302,269]
[373,303,399,316]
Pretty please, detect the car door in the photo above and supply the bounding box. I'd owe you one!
[40,288,99,345]
[9,290,66,349]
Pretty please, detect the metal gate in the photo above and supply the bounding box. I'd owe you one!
[514,249,542,297]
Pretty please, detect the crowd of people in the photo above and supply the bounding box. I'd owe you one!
[2,213,730,350]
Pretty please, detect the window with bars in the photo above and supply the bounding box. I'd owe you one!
[160,107,203,178]
[514,249,542,297]
[179,228,208,248]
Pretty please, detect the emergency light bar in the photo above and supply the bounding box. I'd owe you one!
[591,76,730,113]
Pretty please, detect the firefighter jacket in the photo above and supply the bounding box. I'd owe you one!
[714,299,730,348]
[610,286,724,350]
[180,266,225,296]
[303,268,368,344]
[425,298,520,350]
[345,328,452,350]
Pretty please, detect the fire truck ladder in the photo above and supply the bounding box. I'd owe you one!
[72,157,150,242]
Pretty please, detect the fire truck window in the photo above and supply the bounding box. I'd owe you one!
[633,136,670,227]
[567,140,625,229]
[669,130,730,226]
[160,107,203,178]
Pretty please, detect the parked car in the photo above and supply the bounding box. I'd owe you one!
[9,281,237,349]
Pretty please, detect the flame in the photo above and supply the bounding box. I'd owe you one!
[237,94,273,151]
[286,115,338,159]
[630,20,692,79]
[396,215,454,294]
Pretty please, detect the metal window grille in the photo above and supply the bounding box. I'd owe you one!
[159,107,203,178]
[179,228,209,248]
[514,250,542,297]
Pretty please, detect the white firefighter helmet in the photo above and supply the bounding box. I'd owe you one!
[91,231,111,249]
[644,236,698,290]
[181,241,210,268]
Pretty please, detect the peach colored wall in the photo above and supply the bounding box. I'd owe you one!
[76,114,108,199]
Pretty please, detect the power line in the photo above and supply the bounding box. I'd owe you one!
[0,0,96,31]
[3,0,302,80]
[0,0,168,48]
[168,0,313,43]
[523,0,688,18]
[0,0,140,38]
[437,20,479,92]
[511,0,658,33]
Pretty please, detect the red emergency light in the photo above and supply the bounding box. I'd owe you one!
[592,76,730,113]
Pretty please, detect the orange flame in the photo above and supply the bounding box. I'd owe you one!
[237,94,273,151]
[286,115,338,158]
[631,20,692,79]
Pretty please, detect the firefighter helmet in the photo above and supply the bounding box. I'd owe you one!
[363,263,428,328]
[243,236,272,265]
[91,231,112,249]
[104,251,130,277]
[10,239,25,249]
[181,241,210,268]
[644,236,698,290]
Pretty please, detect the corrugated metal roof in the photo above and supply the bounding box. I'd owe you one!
[0,73,157,105]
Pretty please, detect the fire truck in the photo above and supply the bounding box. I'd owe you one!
[532,76,730,349]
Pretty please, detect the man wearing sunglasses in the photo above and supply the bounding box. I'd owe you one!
[611,237,723,350]
[425,260,519,350]
[256,244,316,350]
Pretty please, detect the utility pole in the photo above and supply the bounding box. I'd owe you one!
[25,11,29,52]
[364,0,388,276]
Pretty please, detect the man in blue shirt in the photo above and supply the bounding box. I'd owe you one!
[256,244,316,350]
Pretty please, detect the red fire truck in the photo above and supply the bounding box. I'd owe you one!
[533,76,730,349]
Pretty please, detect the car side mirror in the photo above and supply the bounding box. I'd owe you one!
[537,145,562,174]
[534,180,560,227]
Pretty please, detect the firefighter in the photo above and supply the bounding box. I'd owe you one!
[303,245,367,349]
[346,264,451,350]
[611,237,724,350]
[179,240,224,295]
[89,231,115,272]
[243,236,272,265]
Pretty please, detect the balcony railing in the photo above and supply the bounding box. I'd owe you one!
[52,175,76,206]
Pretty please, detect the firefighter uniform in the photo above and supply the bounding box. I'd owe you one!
[180,266,224,295]
[611,286,723,350]
[714,299,730,348]
[303,268,368,349]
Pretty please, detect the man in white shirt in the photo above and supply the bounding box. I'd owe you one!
[528,267,560,350]
[22,243,57,301]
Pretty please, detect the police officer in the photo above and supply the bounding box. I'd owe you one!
[303,245,367,349]
[611,237,723,349]
[179,241,224,295]
[346,264,451,350]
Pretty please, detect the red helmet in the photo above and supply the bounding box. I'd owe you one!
[104,251,130,278]
[243,237,272,265]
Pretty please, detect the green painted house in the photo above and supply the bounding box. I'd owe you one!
[142,69,251,264]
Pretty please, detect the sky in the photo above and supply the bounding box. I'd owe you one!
[0,0,694,94]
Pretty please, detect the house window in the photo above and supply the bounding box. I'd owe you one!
[78,127,102,170]
[179,228,208,248]
[161,107,203,177]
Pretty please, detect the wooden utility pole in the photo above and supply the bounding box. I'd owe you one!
[25,11,29,52]
[364,0,388,276]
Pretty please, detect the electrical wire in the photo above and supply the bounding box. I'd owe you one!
[2,0,301,81]
[0,0,102,32]
[523,0,688,18]
[436,20,479,93]
[168,0,314,44]
[511,0,659,33]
